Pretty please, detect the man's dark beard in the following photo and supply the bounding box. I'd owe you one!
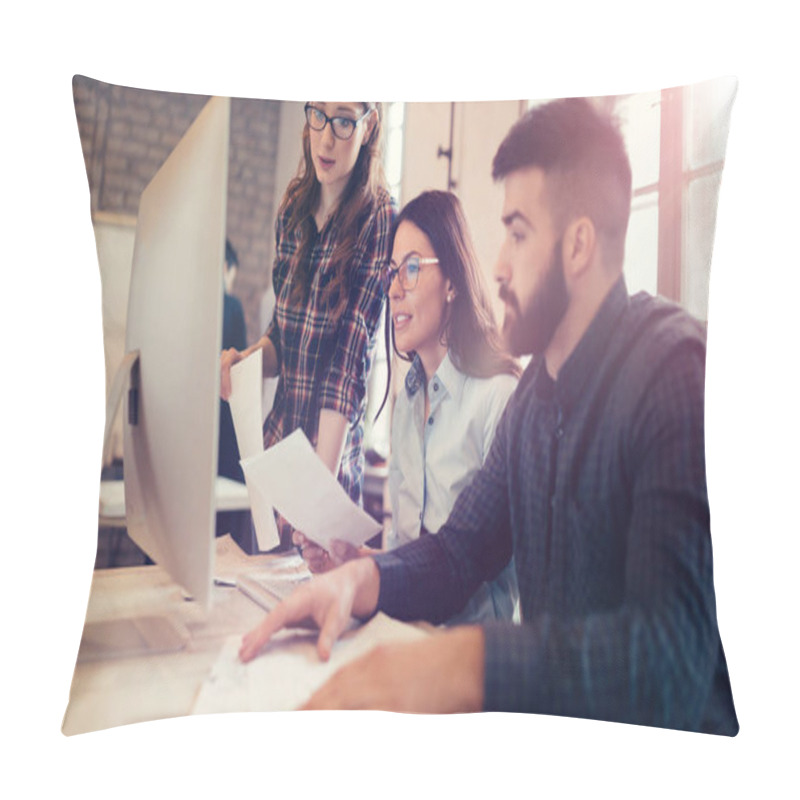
[500,239,569,357]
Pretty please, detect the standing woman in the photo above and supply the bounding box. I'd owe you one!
[220,102,394,548]
[302,190,521,625]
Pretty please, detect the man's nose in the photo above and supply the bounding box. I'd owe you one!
[494,243,511,285]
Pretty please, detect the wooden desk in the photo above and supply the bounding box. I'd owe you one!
[63,535,431,734]
[62,562,268,736]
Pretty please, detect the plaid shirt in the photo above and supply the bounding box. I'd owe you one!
[264,188,394,506]
[375,278,738,734]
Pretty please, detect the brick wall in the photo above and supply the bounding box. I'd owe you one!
[72,75,282,343]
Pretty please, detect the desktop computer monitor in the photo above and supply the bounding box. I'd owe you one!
[122,94,230,613]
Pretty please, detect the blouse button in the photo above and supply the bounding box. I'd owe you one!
[433,382,439,392]
[428,416,434,425]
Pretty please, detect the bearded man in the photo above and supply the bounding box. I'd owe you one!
[239,98,738,736]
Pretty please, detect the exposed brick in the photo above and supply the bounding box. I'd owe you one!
[103,154,128,173]
[133,159,162,182]
[108,119,132,139]
[101,189,125,209]
[74,78,281,336]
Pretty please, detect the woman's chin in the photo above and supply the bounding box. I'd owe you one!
[393,331,416,355]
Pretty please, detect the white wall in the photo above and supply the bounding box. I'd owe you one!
[401,102,453,200]
[401,100,523,321]
[93,214,137,462]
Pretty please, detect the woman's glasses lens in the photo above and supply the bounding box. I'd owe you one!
[404,256,420,287]
[305,105,358,140]
[385,256,421,292]
[332,119,356,139]
[306,106,325,129]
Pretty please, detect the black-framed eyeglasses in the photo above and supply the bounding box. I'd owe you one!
[304,103,370,141]
[384,254,440,292]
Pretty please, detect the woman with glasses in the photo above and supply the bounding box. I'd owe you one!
[298,190,521,624]
[220,102,394,550]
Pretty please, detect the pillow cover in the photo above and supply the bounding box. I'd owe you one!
[63,75,738,737]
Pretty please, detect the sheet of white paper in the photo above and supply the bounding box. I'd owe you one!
[227,348,281,550]
[242,466,280,551]
[240,428,380,552]
[192,613,429,714]
[228,348,265,461]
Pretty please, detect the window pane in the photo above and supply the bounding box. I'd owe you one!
[687,77,737,170]
[684,171,722,321]
[386,101,405,129]
[385,132,404,190]
[384,102,405,206]
[614,90,661,190]
[624,194,659,296]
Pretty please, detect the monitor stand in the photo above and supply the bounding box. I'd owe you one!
[87,349,196,661]
[77,615,190,662]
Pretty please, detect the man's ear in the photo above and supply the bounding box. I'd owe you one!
[562,216,596,278]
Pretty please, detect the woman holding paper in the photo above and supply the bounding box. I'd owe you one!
[297,191,521,624]
[220,102,394,549]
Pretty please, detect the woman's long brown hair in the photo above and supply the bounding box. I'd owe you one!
[377,190,520,417]
[280,102,387,319]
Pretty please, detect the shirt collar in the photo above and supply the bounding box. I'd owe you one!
[553,275,629,410]
[404,351,465,402]
[404,354,426,397]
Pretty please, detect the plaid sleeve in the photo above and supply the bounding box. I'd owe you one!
[375,390,516,623]
[482,342,725,731]
[317,197,394,420]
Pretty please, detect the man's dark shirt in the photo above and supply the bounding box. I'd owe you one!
[374,278,738,735]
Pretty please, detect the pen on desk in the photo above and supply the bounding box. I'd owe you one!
[213,577,238,587]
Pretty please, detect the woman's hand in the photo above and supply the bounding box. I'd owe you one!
[220,336,280,401]
[293,531,332,574]
[294,532,380,574]
[220,347,243,400]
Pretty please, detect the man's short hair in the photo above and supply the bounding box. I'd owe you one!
[492,98,632,267]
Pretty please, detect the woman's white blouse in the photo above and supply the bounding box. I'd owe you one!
[387,352,520,624]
